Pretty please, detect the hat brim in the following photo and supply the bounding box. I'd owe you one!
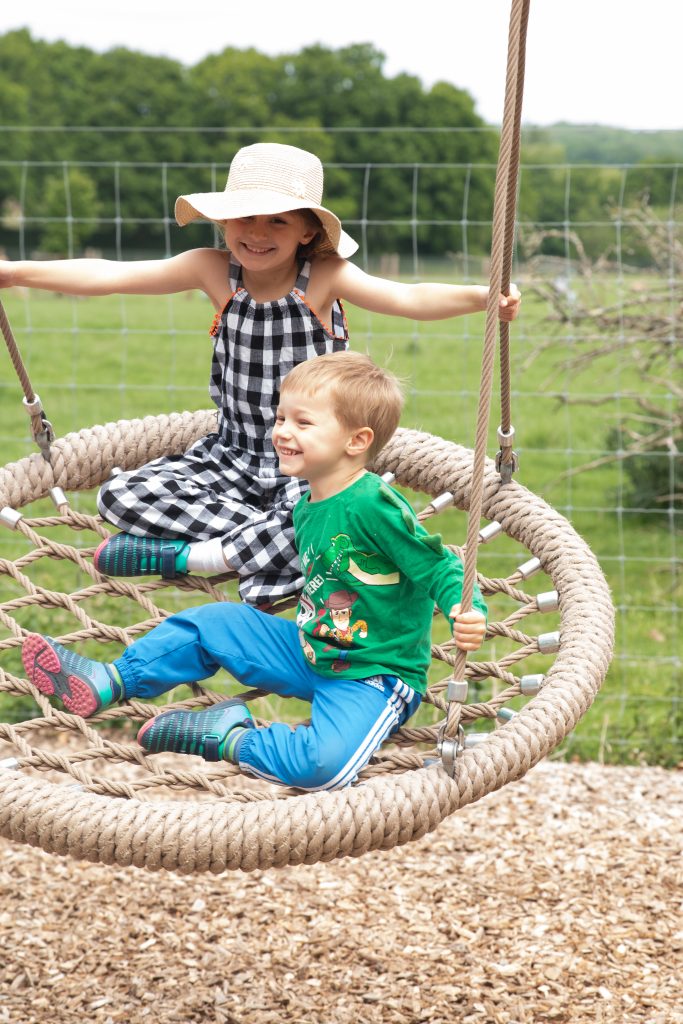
[175,189,358,259]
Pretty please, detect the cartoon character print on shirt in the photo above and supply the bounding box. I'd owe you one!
[320,533,400,589]
[312,589,368,672]
[299,526,403,671]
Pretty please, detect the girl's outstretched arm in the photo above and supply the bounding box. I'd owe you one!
[318,258,521,322]
[0,248,231,308]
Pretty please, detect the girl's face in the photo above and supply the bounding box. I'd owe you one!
[221,211,317,272]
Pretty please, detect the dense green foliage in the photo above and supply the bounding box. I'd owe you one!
[0,30,498,255]
[2,29,681,261]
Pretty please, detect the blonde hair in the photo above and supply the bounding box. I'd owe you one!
[281,351,404,461]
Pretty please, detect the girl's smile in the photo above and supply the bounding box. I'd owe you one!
[223,213,315,266]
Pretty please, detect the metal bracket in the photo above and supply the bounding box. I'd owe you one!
[495,425,519,483]
[23,393,55,462]
[437,725,465,777]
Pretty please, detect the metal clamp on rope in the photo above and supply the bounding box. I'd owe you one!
[0,507,23,530]
[495,425,519,483]
[23,394,55,462]
[437,678,469,776]
[437,723,465,777]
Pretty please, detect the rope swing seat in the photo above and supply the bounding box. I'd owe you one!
[0,0,614,873]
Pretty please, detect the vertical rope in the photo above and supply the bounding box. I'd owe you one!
[442,0,530,746]
[0,300,55,460]
[498,0,529,442]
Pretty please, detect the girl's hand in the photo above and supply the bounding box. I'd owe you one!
[450,604,487,651]
[498,283,522,322]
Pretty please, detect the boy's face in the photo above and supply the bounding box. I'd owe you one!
[273,388,367,493]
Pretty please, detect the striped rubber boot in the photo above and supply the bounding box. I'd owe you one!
[22,633,123,717]
[137,699,254,762]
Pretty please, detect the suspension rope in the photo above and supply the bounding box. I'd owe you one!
[439,0,530,771]
[0,299,54,461]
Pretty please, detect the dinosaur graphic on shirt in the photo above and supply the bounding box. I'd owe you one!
[319,533,399,587]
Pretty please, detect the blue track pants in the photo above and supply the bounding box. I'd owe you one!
[114,603,421,790]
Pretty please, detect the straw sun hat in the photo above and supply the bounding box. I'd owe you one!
[175,143,358,258]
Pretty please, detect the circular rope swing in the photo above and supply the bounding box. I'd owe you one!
[0,0,614,873]
[0,417,613,872]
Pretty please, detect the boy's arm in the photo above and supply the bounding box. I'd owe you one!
[319,257,521,322]
[0,248,231,307]
[362,486,488,622]
[385,516,488,652]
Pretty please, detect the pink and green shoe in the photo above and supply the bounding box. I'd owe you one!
[22,633,123,718]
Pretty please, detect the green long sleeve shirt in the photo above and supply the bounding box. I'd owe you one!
[293,472,487,695]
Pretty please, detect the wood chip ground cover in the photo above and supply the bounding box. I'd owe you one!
[1,761,681,1024]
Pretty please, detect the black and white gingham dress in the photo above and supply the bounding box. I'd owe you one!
[97,257,349,604]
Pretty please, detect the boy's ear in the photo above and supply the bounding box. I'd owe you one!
[346,426,374,458]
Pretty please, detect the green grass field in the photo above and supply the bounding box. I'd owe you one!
[0,276,680,764]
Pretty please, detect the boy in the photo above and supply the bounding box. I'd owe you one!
[22,352,487,791]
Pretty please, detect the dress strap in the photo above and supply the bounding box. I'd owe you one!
[228,255,243,293]
[293,259,311,295]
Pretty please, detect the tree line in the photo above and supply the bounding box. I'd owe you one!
[1,29,679,261]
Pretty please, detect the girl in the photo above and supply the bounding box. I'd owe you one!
[1,143,521,605]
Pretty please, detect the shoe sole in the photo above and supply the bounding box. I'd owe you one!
[22,634,99,718]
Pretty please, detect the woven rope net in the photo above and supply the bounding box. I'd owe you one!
[0,411,614,873]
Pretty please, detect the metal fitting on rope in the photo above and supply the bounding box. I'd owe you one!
[49,487,69,511]
[536,590,559,614]
[22,393,55,461]
[517,556,542,580]
[446,679,469,703]
[0,758,20,771]
[428,491,454,514]
[22,394,44,418]
[0,507,23,530]
[438,678,468,776]
[380,471,396,484]
[437,725,465,776]
[495,425,519,483]
[538,631,561,654]
[32,419,56,460]
[496,707,516,724]
[520,673,545,695]
[479,521,504,544]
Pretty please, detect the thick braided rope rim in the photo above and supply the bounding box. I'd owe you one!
[0,411,614,873]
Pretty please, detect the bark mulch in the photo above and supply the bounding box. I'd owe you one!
[0,760,681,1024]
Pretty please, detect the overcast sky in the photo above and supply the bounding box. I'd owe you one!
[2,1,682,131]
